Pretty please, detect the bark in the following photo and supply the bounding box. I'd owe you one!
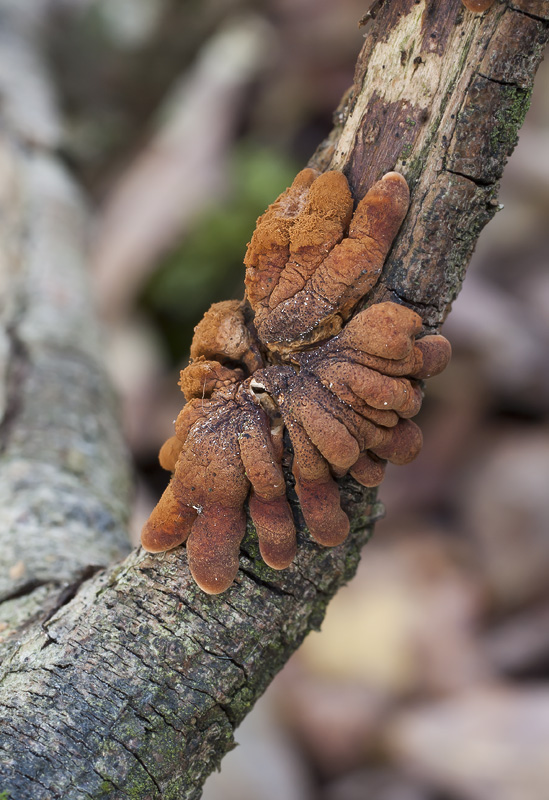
[0,1,547,798]
[0,8,132,655]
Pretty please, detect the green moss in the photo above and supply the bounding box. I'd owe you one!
[242,543,281,584]
[95,736,164,799]
[229,684,256,724]
[0,790,10,800]
[307,594,331,633]
[125,782,153,800]
[96,779,117,796]
[400,143,414,162]
[491,85,532,152]
[402,153,424,187]
[240,521,290,584]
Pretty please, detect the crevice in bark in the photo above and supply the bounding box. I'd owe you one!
[444,167,495,187]
[0,579,49,605]
[478,71,526,87]
[41,565,105,625]
[512,6,549,22]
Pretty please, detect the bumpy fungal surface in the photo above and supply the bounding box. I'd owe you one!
[244,169,410,353]
[141,170,451,593]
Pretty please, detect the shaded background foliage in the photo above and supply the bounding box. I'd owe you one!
[37,0,549,797]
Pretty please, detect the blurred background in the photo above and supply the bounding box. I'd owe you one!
[42,0,549,797]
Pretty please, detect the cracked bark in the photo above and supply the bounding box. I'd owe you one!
[0,1,547,798]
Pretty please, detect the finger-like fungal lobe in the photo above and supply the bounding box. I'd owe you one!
[141,170,452,593]
[245,169,410,354]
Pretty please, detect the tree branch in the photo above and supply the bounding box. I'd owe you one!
[0,4,132,660]
[0,1,547,798]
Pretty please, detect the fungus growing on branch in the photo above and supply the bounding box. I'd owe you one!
[245,170,410,353]
[141,169,452,593]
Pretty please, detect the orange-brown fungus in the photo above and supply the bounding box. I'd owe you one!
[245,170,409,353]
[461,0,495,11]
[141,169,452,593]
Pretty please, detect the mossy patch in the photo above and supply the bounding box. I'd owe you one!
[491,85,532,153]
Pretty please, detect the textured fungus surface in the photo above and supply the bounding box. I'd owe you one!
[141,170,451,593]
[245,169,410,352]
[461,0,496,12]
